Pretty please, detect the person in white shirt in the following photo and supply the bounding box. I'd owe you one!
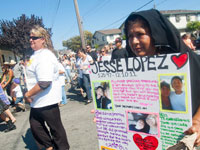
[58,61,67,106]
[12,78,25,112]
[24,25,69,150]
[77,49,93,104]
[62,54,72,83]
[97,47,111,62]
[75,56,84,97]
[70,54,76,72]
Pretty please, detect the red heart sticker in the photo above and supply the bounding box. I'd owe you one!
[171,53,188,69]
[133,134,158,150]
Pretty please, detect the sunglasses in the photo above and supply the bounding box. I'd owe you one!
[30,36,42,40]
[101,51,105,53]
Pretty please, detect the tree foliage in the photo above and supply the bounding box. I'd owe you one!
[0,14,47,59]
[62,30,93,52]
[186,21,200,32]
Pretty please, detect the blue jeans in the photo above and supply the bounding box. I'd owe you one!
[78,77,84,89]
[83,74,92,100]
[15,97,23,104]
[65,69,71,82]
[60,86,67,104]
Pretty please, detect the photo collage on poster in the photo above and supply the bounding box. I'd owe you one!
[90,53,192,150]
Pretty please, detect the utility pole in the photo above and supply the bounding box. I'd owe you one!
[73,0,86,50]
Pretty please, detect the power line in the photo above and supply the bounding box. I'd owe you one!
[102,0,154,30]
[155,0,169,7]
[59,0,154,42]
[58,0,107,42]
[102,15,128,30]
[82,0,110,19]
[60,0,111,41]
[82,0,105,17]
[60,21,77,39]
[135,0,154,12]
[51,0,61,29]
[89,0,111,17]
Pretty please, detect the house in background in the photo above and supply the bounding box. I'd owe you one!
[0,49,16,65]
[92,29,121,49]
[0,49,16,76]
[120,9,200,37]
[160,10,200,34]
[91,10,200,51]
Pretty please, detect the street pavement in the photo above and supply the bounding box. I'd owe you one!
[0,83,99,150]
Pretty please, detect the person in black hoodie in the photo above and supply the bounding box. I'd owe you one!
[124,9,200,146]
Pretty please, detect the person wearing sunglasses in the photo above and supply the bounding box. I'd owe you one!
[86,45,98,62]
[25,25,70,150]
[97,47,111,62]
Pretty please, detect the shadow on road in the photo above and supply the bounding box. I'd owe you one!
[0,122,7,132]
[22,128,38,150]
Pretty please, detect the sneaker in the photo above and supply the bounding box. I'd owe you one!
[59,104,65,107]
[4,120,16,133]
[18,105,26,112]
[85,99,92,105]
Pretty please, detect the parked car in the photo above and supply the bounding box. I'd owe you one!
[194,37,200,49]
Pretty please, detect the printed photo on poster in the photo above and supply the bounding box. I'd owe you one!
[92,81,113,110]
[127,111,159,136]
[159,74,187,113]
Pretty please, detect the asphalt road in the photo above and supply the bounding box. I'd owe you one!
[0,84,99,150]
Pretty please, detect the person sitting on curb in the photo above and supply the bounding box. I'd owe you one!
[11,78,25,112]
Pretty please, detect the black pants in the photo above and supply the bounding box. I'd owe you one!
[29,104,70,150]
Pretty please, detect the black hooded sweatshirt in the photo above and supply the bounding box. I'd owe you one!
[124,9,200,115]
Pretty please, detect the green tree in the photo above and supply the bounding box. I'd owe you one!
[0,14,48,60]
[186,21,200,32]
[94,44,99,50]
[84,30,93,46]
[62,30,93,52]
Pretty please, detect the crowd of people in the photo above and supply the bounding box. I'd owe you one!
[0,28,121,127]
[0,8,200,149]
[0,58,25,132]
[0,23,121,149]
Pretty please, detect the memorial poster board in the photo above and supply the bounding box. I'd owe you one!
[90,53,192,150]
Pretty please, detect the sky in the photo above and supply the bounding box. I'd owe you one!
[0,0,200,50]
